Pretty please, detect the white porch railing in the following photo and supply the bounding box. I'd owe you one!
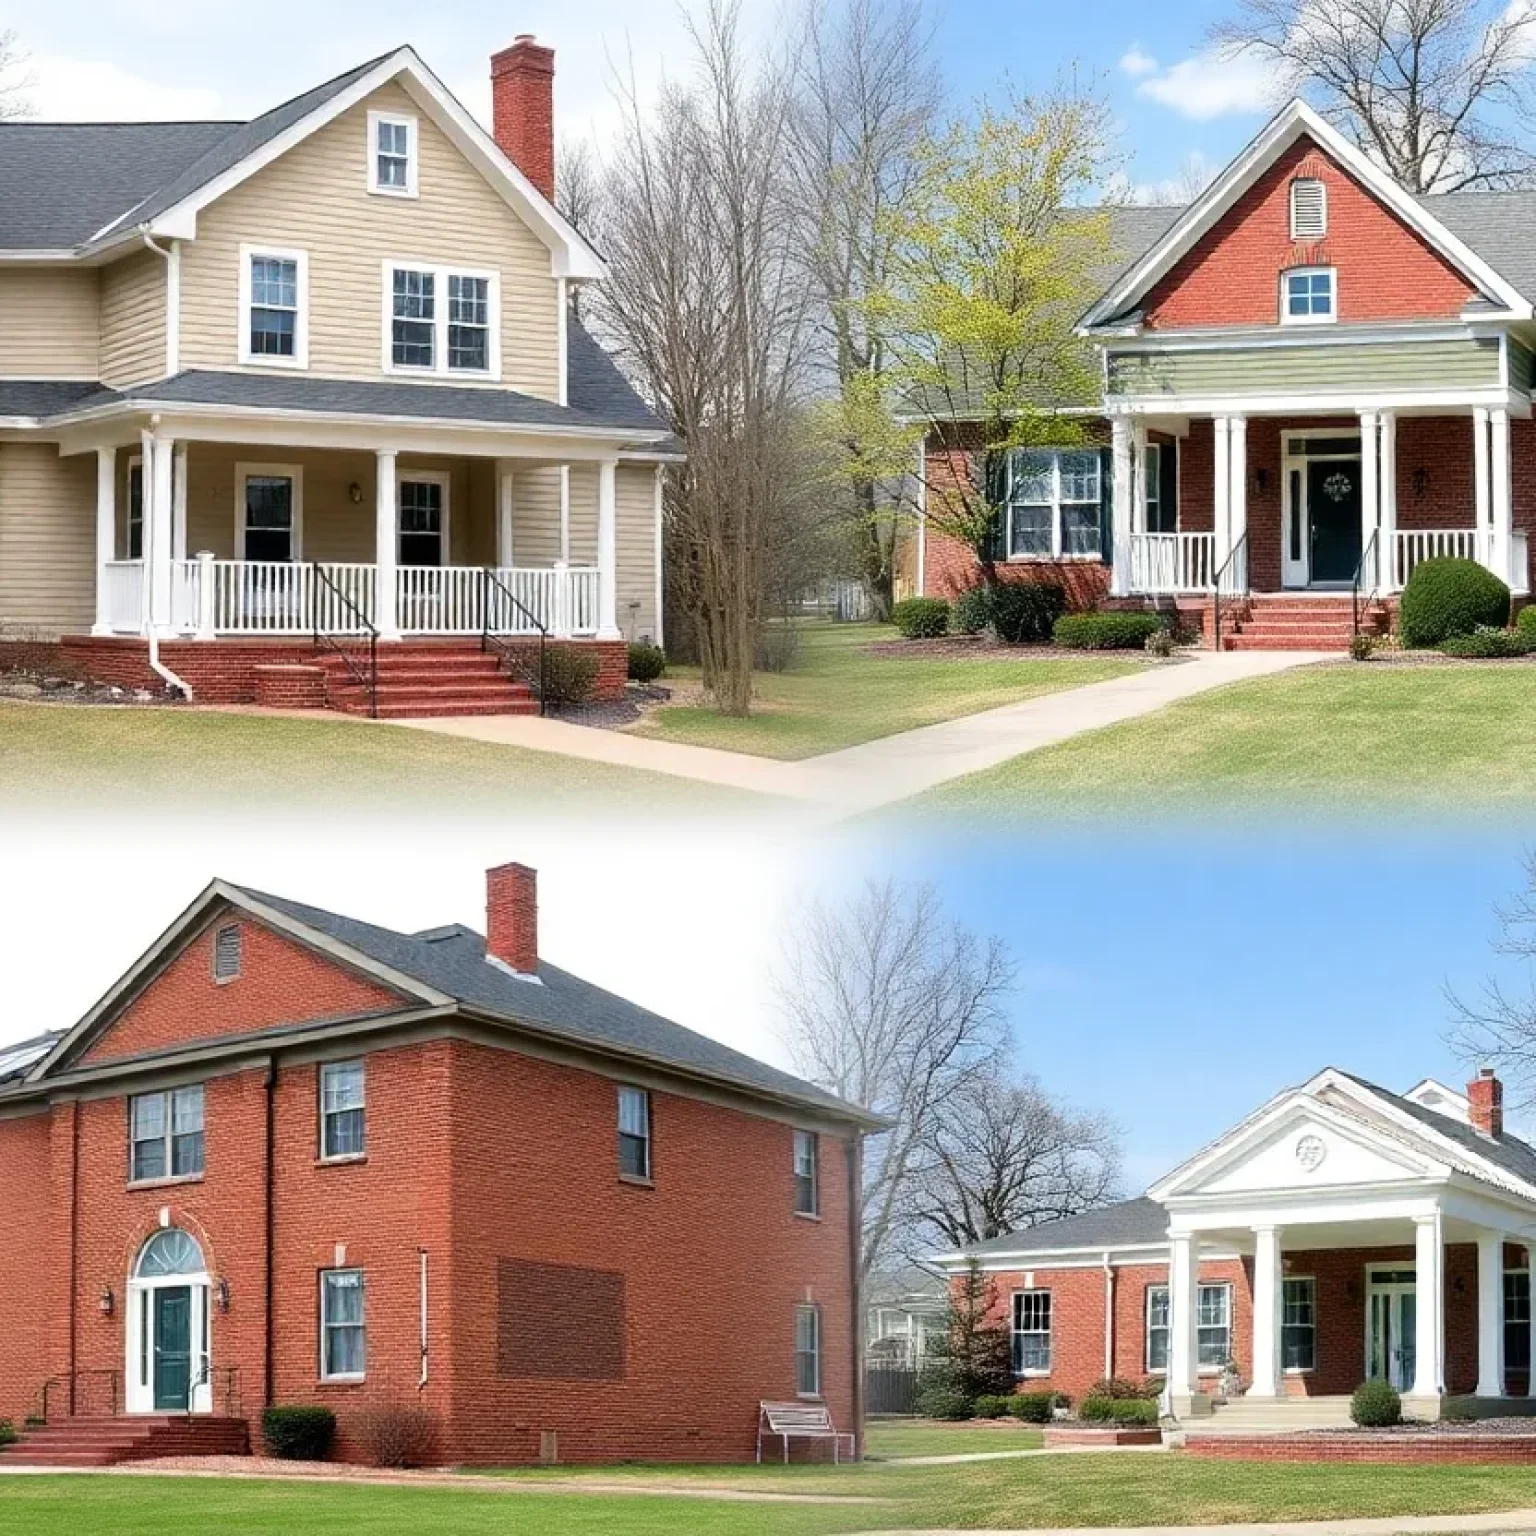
[1128,533,1216,595]
[103,560,145,632]
[1394,529,1481,588]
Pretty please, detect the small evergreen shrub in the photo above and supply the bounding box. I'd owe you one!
[540,645,599,708]
[973,1394,1014,1419]
[1011,1392,1056,1424]
[1080,1397,1159,1425]
[1349,632,1376,662]
[892,597,950,640]
[914,1384,974,1421]
[1517,604,1536,643]
[1439,627,1532,658]
[1398,557,1510,647]
[0,1420,16,1447]
[1053,612,1165,650]
[951,586,993,635]
[755,624,801,673]
[626,642,666,683]
[262,1405,337,1461]
[990,582,1067,644]
[1350,1379,1402,1428]
[356,1402,437,1469]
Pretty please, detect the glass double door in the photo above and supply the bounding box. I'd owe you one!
[1367,1273,1417,1392]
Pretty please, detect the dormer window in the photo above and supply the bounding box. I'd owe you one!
[1282,266,1335,325]
[369,111,418,197]
[1290,178,1327,239]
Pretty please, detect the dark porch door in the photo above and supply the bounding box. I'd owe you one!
[153,1286,192,1411]
[1307,458,1363,584]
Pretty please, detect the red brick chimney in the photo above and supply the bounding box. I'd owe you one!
[1469,1067,1504,1138]
[491,34,555,203]
[486,862,539,976]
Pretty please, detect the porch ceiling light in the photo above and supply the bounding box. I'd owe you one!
[99,1287,114,1316]
[348,482,363,504]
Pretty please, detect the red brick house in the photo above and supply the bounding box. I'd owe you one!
[0,864,873,1465]
[916,99,1536,648]
[936,1068,1536,1427]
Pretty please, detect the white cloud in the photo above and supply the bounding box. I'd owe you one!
[1135,44,1279,122]
[27,52,225,120]
[1119,44,1158,80]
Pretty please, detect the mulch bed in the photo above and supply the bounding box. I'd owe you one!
[0,671,177,706]
[1322,650,1536,668]
[557,683,673,729]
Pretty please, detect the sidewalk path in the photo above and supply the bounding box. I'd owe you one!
[855,1510,1536,1536]
[394,651,1325,817]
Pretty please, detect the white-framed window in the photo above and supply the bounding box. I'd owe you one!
[795,1303,822,1397]
[234,463,303,563]
[793,1129,819,1216]
[1145,1283,1170,1373]
[126,457,143,560]
[1281,1277,1316,1371]
[398,474,450,568]
[1282,266,1336,325]
[212,923,242,983]
[1005,448,1103,560]
[1197,1282,1232,1368]
[1506,1268,1531,1376]
[129,1085,205,1183]
[238,245,309,368]
[383,261,500,378]
[319,1060,366,1161]
[368,110,418,197]
[1012,1289,1052,1375]
[618,1085,651,1180]
[1290,177,1327,239]
[320,1268,365,1380]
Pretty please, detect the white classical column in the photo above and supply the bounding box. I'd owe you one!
[374,449,400,640]
[1360,409,1379,586]
[1474,407,1492,568]
[1168,1231,1200,1406]
[91,445,116,635]
[1477,1230,1507,1398]
[496,462,515,570]
[1249,1225,1282,1397]
[597,457,620,640]
[1412,1211,1444,1402]
[1213,417,1232,575]
[1228,416,1248,592]
[146,430,175,634]
[172,441,189,562]
[1492,408,1513,585]
[1379,412,1398,589]
[1110,417,1135,596]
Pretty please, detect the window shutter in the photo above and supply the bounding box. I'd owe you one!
[1290,179,1327,239]
[983,451,1009,560]
[1098,446,1114,566]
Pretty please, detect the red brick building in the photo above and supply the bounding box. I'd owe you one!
[936,1069,1536,1427]
[0,864,873,1465]
[916,99,1536,649]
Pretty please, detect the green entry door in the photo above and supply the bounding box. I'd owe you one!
[1306,457,1364,584]
[153,1286,192,1411]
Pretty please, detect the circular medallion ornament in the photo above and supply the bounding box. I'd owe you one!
[1295,1134,1327,1172]
[1324,473,1353,502]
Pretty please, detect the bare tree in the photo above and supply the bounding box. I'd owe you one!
[0,31,32,120]
[788,0,941,619]
[776,879,1015,1279]
[1213,0,1536,192]
[910,1063,1122,1249]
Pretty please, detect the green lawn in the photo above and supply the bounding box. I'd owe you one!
[915,663,1536,821]
[863,1419,1044,1459]
[632,624,1139,760]
[0,702,755,814]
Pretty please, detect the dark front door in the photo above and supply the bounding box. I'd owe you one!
[153,1286,192,1411]
[1307,457,1363,584]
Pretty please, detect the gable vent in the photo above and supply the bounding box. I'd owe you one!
[212,923,243,982]
[1291,178,1327,240]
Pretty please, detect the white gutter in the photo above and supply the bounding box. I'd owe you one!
[418,1248,429,1388]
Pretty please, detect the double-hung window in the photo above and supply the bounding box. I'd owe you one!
[1283,267,1335,324]
[1281,1277,1316,1371]
[387,263,498,378]
[448,275,491,372]
[399,477,447,568]
[126,460,143,560]
[1012,1289,1052,1375]
[130,1085,204,1182]
[618,1085,651,1180]
[1005,448,1103,560]
[1196,1283,1232,1368]
[391,268,437,369]
[369,111,417,196]
[792,1129,819,1216]
[1507,1269,1532,1376]
[320,1268,365,1380]
[795,1304,821,1396]
[319,1061,365,1160]
[240,246,308,367]
[1146,1284,1171,1372]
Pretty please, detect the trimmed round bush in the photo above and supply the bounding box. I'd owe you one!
[891,597,950,640]
[1011,1391,1055,1424]
[263,1405,337,1461]
[973,1394,1013,1419]
[914,1384,974,1421]
[1350,1379,1402,1428]
[627,642,666,683]
[1439,627,1532,658]
[1053,612,1165,650]
[951,585,993,635]
[1517,604,1536,643]
[1398,557,1510,648]
[1081,1396,1158,1425]
[990,581,1067,644]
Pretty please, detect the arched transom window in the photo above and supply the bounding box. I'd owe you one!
[135,1228,206,1278]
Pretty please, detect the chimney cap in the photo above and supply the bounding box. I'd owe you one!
[1479,1065,1500,1080]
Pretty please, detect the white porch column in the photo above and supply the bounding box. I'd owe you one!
[1132,421,1149,537]
[1477,1230,1507,1398]
[1213,417,1232,574]
[1227,416,1248,591]
[91,445,116,635]
[1492,408,1513,585]
[1360,410,1379,587]
[597,457,620,640]
[496,462,515,569]
[1110,417,1134,596]
[1474,407,1492,569]
[1249,1225,1282,1397]
[172,441,189,562]
[1169,1231,1199,1406]
[1379,412,1398,589]
[374,449,400,640]
[1412,1211,1444,1402]
[146,430,175,633]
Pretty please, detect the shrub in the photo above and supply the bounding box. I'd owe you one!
[262,1405,337,1461]
[1439,627,1532,658]
[540,645,599,708]
[973,1394,1014,1419]
[1350,1379,1402,1428]
[1085,1376,1162,1401]
[892,597,950,640]
[754,623,801,673]
[1011,1392,1056,1424]
[951,586,993,635]
[915,1384,975,1421]
[990,582,1067,644]
[0,1420,15,1448]
[1145,627,1176,659]
[1349,632,1376,662]
[626,642,666,683]
[1080,1397,1159,1425]
[1518,604,1536,642]
[1399,557,1511,648]
[1053,612,1165,650]
[356,1402,438,1469]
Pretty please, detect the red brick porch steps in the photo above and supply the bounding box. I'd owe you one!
[316,642,539,719]
[0,1415,249,1466]
[1218,596,1390,652]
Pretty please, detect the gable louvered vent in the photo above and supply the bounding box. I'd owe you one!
[1290,178,1327,239]
[212,923,243,982]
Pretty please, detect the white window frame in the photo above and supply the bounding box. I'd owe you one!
[126,455,144,561]
[618,1084,652,1181]
[397,470,453,565]
[238,244,309,369]
[1281,265,1337,327]
[1281,1275,1317,1374]
[1005,447,1103,562]
[368,109,419,198]
[1145,1282,1170,1374]
[381,260,501,381]
[1196,1281,1233,1371]
[318,1060,366,1163]
[792,1129,819,1217]
[319,1267,366,1382]
[128,1084,205,1185]
[795,1303,822,1398]
[1011,1288,1052,1377]
[234,462,305,561]
[1290,177,1327,240]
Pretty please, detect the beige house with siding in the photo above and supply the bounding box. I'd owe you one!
[0,37,674,713]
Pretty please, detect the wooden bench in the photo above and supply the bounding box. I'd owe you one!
[756,1400,856,1464]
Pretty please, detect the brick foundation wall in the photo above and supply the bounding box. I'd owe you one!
[1186,1434,1536,1464]
[252,665,328,710]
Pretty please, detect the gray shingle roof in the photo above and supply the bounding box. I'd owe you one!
[0,380,116,418]
[237,886,872,1125]
[567,318,666,431]
[1420,190,1536,308]
[954,1198,1169,1260]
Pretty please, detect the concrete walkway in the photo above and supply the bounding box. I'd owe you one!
[392,650,1325,817]
[864,1513,1536,1536]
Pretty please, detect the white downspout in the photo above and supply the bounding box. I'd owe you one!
[418,1248,429,1389]
[141,423,193,700]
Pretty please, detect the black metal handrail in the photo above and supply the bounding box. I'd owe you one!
[481,567,550,717]
[38,1369,120,1422]
[1210,529,1250,652]
[1352,528,1381,638]
[311,564,379,719]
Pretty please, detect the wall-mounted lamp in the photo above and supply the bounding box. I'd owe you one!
[348,482,363,505]
[1454,1274,1467,1296]
[1413,468,1430,500]
[99,1287,114,1316]
[1345,1279,1359,1302]
[217,1278,231,1314]
[1254,468,1270,495]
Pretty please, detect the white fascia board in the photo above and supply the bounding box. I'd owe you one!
[1108,387,1527,418]
[931,1240,1171,1270]
[1081,99,1532,331]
